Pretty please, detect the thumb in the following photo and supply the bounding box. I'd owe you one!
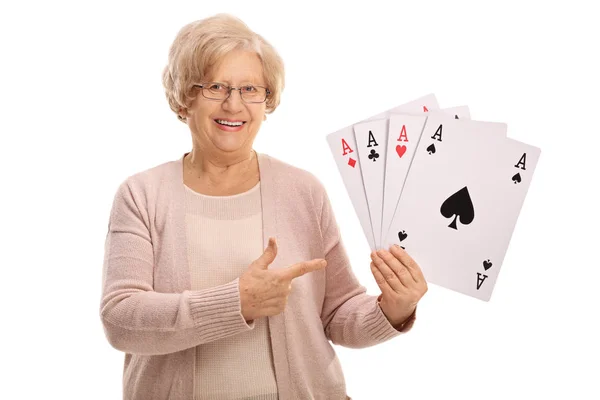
[252,237,278,269]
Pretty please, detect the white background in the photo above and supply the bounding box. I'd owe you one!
[1,1,598,399]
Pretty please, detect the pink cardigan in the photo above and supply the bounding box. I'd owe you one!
[100,151,416,400]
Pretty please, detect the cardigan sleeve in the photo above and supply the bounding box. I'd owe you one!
[100,180,255,356]
[318,184,416,348]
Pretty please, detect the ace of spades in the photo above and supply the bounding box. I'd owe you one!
[384,115,539,301]
[440,186,475,230]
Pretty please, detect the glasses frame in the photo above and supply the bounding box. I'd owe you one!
[193,82,271,104]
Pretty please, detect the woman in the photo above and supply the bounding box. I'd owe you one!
[100,13,427,400]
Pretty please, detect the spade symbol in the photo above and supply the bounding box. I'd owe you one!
[426,143,436,155]
[483,259,493,271]
[398,230,408,242]
[512,173,522,184]
[440,186,475,230]
[454,114,459,119]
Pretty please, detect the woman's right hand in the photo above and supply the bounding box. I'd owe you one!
[239,237,327,322]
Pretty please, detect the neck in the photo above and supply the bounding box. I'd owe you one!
[184,148,258,189]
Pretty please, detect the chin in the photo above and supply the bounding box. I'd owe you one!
[211,129,255,150]
[212,137,249,153]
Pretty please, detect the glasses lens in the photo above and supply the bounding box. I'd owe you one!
[202,83,268,102]
[241,86,267,103]
[203,83,228,100]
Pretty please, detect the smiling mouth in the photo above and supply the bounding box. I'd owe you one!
[214,119,246,127]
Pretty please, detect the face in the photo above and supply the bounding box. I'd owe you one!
[182,50,267,157]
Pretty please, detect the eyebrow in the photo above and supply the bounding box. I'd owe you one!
[209,80,266,86]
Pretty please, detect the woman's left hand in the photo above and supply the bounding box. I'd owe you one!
[370,244,428,327]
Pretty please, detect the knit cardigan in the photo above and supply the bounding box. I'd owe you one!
[100,151,416,400]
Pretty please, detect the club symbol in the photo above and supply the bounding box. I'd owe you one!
[427,143,436,155]
[368,149,379,162]
[512,173,522,184]
[483,259,493,271]
[348,158,356,168]
[398,230,408,242]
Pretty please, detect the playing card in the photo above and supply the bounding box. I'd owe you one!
[435,105,471,120]
[384,115,539,301]
[381,107,476,244]
[353,118,387,249]
[326,94,439,250]
[380,114,428,245]
[367,94,439,121]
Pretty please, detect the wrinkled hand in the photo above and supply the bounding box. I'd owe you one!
[239,237,327,323]
[370,244,428,327]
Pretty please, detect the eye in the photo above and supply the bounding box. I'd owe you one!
[209,83,223,90]
[241,85,257,92]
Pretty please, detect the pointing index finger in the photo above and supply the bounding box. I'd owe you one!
[280,258,327,280]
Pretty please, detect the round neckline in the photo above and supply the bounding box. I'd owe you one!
[184,180,261,199]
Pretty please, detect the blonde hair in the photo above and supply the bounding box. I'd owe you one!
[162,14,285,123]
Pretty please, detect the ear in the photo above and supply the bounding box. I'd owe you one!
[179,108,188,121]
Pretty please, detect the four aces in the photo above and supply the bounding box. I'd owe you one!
[327,104,541,302]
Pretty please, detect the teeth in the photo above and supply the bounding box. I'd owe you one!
[216,119,244,127]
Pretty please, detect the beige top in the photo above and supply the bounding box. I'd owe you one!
[184,181,278,399]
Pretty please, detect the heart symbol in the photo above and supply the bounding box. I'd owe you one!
[395,145,407,158]
[483,259,493,271]
[398,230,408,242]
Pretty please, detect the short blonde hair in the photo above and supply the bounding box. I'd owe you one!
[162,14,285,123]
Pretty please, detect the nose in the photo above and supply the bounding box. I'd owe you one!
[221,88,244,113]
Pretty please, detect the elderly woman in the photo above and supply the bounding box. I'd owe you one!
[100,13,427,400]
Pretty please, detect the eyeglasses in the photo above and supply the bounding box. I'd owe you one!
[193,82,271,103]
